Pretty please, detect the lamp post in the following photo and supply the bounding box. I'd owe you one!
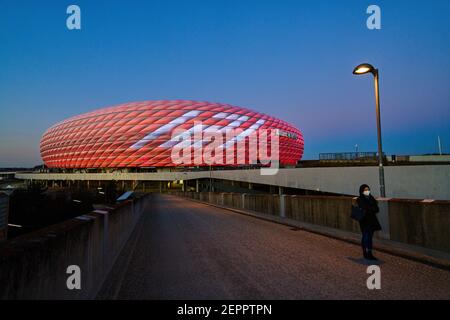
[353,63,386,197]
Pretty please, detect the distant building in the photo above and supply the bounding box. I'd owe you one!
[0,172,16,181]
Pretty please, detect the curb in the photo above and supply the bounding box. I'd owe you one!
[174,195,450,271]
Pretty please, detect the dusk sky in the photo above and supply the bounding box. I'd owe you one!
[1,0,449,167]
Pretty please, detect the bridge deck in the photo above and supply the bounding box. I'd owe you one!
[97,194,450,299]
[16,165,450,199]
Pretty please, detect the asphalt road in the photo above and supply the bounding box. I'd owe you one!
[97,194,450,300]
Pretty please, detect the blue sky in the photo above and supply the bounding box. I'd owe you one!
[0,0,449,166]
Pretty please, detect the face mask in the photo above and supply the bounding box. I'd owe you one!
[363,190,371,196]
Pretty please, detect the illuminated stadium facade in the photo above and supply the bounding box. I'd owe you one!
[40,100,304,168]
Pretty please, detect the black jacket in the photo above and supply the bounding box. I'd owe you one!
[357,194,382,232]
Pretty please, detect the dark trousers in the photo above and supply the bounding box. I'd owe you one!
[361,228,374,251]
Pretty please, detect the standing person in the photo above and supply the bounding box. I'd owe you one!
[357,184,382,260]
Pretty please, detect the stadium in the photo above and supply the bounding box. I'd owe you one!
[40,100,304,169]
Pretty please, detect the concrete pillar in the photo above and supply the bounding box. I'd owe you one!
[278,186,283,195]
[242,193,246,209]
[248,183,253,190]
[159,181,162,193]
[95,209,109,271]
[376,198,391,240]
[182,181,185,192]
[280,195,286,218]
[196,179,199,193]
[87,180,90,189]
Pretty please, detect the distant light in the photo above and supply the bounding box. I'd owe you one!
[73,199,82,203]
[99,191,105,195]
[8,224,22,228]
[353,63,375,75]
[97,187,103,190]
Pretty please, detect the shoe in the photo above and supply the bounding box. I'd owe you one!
[367,251,378,261]
[362,248,369,259]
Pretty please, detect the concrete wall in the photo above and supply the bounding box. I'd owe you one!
[388,200,450,252]
[175,192,450,254]
[409,155,450,162]
[284,196,360,233]
[16,164,450,200]
[244,194,280,216]
[383,166,450,200]
[0,195,149,299]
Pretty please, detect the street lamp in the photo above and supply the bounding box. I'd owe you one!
[353,63,386,197]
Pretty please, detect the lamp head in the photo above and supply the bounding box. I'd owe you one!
[353,63,377,75]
